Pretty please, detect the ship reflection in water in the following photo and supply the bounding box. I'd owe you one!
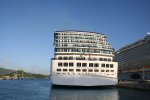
[50,86,119,100]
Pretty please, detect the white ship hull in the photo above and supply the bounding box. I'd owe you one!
[51,74,118,86]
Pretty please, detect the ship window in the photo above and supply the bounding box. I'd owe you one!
[76,69,80,72]
[88,69,93,72]
[60,48,63,51]
[69,69,74,72]
[64,49,67,52]
[55,48,57,52]
[64,56,68,60]
[108,59,111,62]
[101,64,105,67]
[58,57,62,60]
[111,70,114,72]
[58,63,62,67]
[82,69,87,72]
[69,63,74,67]
[76,57,80,60]
[89,63,93,67]
[106,70,109,72]
[63,69,67,71]
[94,63,99,67]
[106,64,109,68]
[104,58,107,61]
[110,64,113,68]
[57,69,61,71]
[64,63,68,67]
[94,69,99,72]
[101,69,105,72]
[82,63,87,67]
[69,56,73,60]
[93,57,97,60]
[77,63,81,67]
[99,58,103,61]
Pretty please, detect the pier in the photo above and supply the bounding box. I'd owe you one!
[117,80,150,90]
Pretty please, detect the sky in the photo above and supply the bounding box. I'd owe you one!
[0,0,150,75]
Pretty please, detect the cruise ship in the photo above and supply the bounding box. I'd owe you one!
[114,33,150,80]
[51,31,118,86]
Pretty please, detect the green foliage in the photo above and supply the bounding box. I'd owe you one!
[0,67,14,76]
[0,67,49,79]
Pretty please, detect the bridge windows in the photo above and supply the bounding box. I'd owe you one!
[56,62,115,75]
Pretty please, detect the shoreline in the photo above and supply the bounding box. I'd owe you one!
[1,78,149,90]
[0,77,50,80]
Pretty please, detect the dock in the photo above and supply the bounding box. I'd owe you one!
[117,80,150,90]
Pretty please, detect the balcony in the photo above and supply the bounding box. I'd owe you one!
[51,57,112,62]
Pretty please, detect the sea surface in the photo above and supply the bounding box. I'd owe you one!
[0,79,150,100]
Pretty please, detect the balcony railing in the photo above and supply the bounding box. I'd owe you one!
[51,57,112,62]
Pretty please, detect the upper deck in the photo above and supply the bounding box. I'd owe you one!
[54,31,114,56]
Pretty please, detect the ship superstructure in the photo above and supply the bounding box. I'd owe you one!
[51,31,118,86]
[114,33,150,80]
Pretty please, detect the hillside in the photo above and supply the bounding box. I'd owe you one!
[0,67,15,76]
[0,67,49,79]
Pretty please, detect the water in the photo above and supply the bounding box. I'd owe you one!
[0,79,51,100]
[0,79,149,100]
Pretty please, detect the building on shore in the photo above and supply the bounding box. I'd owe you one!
[114,33,150,80]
